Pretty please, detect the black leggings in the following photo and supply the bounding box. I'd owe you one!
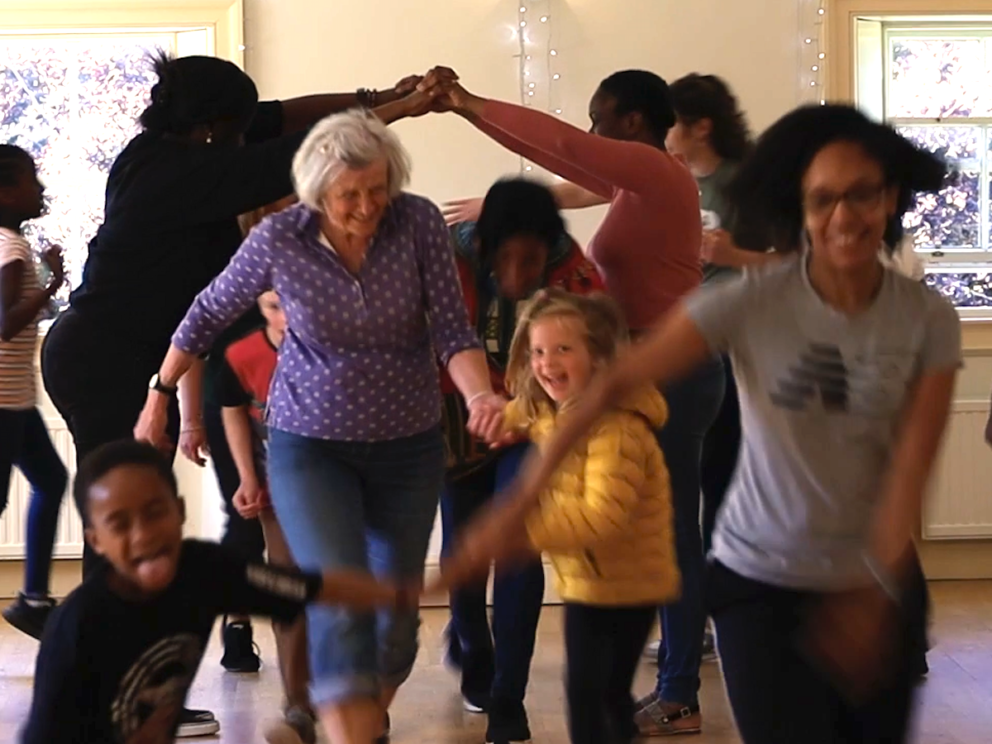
[42,311,179,576]
[564,603,656,744]
[700,355,740,555]
[707,560,925,744]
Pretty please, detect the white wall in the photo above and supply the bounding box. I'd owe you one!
[242,0,803,245]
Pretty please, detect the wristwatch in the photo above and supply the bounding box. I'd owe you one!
[148,374,177,397]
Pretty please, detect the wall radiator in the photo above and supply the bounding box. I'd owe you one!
[923,401,992,540]
[0,419,84,559]
[0,405,991,560]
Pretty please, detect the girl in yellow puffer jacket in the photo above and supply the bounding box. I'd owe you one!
[440,288,680,744]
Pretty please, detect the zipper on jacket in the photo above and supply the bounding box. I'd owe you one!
[585,549,602,577]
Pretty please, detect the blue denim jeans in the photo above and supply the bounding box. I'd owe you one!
[266,427,445,706]
[0,408,68,596]
[654,358,725,706]
[440,443,544,707]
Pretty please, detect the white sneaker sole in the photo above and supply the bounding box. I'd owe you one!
[176,719,221,737]
[463,699,485,714]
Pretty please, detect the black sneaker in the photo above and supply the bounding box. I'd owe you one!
[177,708,220,738]
[486,700,531,744]
[2,593,56,640]
[220,618,261,673]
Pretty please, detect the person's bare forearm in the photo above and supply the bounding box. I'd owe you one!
[551,181,610,210]
[731,248,780,269]
[446,348,494,402]
[221,406,260,486]
[178,358,204,427]
[281,87,403,133]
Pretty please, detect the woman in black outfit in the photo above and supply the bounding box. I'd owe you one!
[40,52,424,739]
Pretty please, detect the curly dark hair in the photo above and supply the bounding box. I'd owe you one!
[598,70,677,142]
[74,440,178,526]
[669,73,752,162]
[475,178,566,267]
[139,51,258,136]
[727,104,947,253]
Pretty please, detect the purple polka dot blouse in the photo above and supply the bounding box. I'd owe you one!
[172,195,481,442]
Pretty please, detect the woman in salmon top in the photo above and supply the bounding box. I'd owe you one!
[421,67,724,735]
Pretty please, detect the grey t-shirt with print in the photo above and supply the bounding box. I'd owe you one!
[698,160,738,285]
[684,256,961,590]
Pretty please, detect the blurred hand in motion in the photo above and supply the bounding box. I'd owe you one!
[178,424,209,467]
[803,583,899,704]
[700,229,736,267]
[441,197,484,226]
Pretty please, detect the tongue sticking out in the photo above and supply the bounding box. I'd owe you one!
[135,554,173,586]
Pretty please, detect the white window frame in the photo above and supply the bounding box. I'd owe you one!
[0,0,244,330]
[878,24,992,263]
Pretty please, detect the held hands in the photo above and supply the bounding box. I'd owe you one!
[417,66,485,115]
[392,74,424,97]
[465,392,507,443]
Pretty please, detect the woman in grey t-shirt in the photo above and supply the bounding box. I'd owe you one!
[452,104,960,744]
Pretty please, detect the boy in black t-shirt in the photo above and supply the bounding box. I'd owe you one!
[21,440,407,744]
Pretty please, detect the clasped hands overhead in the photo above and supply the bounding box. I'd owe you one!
[389,66,486,118]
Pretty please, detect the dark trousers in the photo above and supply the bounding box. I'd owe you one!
[439,443,545,706]
[0,408,68,595]
[707,560,925,744]
[564,604,656,744]
[700,356,740,556]
[653,358,725,705]
[41,310,179,576]
[203,402,265,564]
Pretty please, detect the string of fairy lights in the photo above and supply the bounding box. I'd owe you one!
[801,0,828,104]
[516,0,560,174]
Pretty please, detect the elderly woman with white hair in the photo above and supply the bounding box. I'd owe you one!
[134,107,500,744]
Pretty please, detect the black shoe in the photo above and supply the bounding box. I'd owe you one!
[2,593,56,640]
[220,618,261,673]
[177,708,220,738]
[486,700,531,744]
[462,687,490,714]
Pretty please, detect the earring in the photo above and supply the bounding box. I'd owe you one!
[206,130,213,144]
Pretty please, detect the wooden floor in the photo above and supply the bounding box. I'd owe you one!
[1,581,992,743]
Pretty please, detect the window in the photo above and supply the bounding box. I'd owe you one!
[854,15,992,308]
[0,1,243,313]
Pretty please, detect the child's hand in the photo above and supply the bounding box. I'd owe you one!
[233,480,269,520]
[178,423,209,467]
[42,245,65,289]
